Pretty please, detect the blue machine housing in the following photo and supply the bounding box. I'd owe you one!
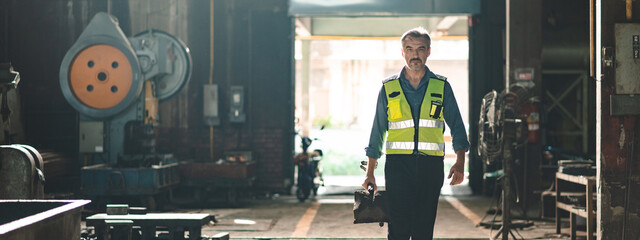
[81,161,179,196]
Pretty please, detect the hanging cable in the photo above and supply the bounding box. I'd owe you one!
[209,0,215,161]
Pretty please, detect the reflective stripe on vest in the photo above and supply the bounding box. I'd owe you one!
[384,77,446,156]
[386,142,445,151]
[388,119,444,130]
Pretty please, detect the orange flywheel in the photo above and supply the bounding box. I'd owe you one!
[68,44,134,109]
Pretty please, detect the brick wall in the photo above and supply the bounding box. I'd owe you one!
[158,0,294,192]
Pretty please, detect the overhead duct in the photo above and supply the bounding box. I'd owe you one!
[542,27,589,70]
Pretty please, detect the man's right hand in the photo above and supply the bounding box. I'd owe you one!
[362,157,378,191]
[362,175,377,191]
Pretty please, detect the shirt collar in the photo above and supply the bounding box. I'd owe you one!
[398,65,434,85]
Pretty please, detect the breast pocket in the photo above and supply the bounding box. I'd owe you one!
[388,99,403,120]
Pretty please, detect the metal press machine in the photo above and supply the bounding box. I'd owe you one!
[59,12,191,209]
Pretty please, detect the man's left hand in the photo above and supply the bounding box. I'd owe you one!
[447,161,464,185]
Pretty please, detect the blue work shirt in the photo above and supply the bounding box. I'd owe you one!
[365,66,470,159]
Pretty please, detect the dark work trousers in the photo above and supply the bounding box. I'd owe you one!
[385,154,445,240]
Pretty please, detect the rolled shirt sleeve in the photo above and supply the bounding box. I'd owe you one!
[443,81,470,152]
[366,87,388,159]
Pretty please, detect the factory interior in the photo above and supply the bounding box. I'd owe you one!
[1,0,639,239]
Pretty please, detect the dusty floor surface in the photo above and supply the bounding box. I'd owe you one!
[82,177,582,239]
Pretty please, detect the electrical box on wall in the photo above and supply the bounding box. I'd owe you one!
[203,84,220,126]
[79,121,104,153]
[611,24,640,116]
[614,23,640,94]
[229,86,246,122]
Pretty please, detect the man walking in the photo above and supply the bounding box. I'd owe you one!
[362,27,469,240]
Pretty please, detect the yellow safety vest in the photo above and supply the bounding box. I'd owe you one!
[384,76,446,156]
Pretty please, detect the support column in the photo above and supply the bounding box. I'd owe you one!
[300,40,311,137]
[506,0,543,221]
[468,0,506,195]
[1,1,9,63]
[506,0,542,90]
[596,0,640,239]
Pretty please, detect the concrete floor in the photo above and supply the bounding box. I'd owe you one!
[188,196,574,240]
[82,177,582,239]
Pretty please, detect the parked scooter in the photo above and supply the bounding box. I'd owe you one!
[293,136,324,202]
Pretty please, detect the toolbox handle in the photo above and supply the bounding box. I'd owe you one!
[367,183,375,195]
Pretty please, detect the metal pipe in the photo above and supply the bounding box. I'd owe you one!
[209,0,214,85]
[622,129,629,240]
[583,71,588,153]
[209,0,214,161]
[626,0,633,21]
[590,0,595,78]
[622,122,636,240]
[146,0,150,34]
[3,1,9,62]
[294,35,468,41]
[505,0,511,91]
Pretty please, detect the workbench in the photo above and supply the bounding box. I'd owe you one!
[86,213,210,240]
[555,172,596,240]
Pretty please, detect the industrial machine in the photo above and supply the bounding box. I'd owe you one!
[0,144,45,199]
[59,12,191,209]
[0,63,46,199]
[0,62,25,145]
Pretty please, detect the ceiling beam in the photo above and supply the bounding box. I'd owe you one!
[295,18,311,37]
[295,35,468,41]
[436,16,463,31]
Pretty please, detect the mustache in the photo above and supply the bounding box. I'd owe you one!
[410,58,422,62]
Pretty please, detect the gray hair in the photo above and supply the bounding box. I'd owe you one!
[401,27,431,49]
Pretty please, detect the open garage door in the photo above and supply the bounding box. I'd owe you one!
[289,1,475,196]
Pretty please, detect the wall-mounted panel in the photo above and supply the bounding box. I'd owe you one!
[615,23,640,94]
